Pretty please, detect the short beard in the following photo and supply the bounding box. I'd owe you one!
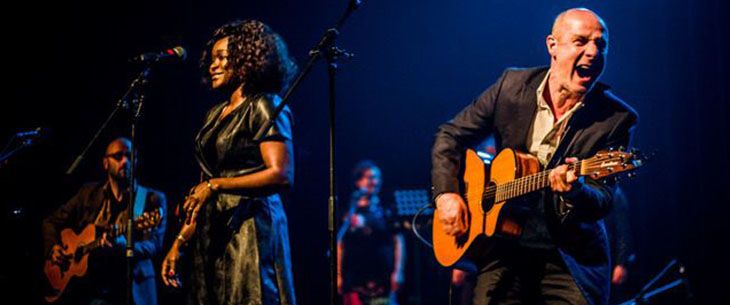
[111,171,130,186]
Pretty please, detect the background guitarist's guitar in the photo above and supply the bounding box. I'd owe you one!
[43,209,162,303]
[433,147,646,267]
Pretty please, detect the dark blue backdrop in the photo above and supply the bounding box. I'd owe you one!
[1,1,728,304]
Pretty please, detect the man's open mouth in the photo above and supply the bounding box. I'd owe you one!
[575,65,595,82]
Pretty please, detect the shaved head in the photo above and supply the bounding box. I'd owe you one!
[552,8,608,40]
[105,137,132,155]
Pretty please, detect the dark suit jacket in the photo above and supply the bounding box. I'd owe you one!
[42,182,167,305]
[431,67,638,305]
[606,187,635,267]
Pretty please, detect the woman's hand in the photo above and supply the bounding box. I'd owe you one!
[183,182,213,224]
[161,244,182,288]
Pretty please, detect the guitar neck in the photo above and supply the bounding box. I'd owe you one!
[66,209,161,257]
[78,238,104,256]
[490,162,582,202]
[78,222,133,255]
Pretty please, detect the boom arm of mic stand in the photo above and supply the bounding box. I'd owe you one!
[65,68,151,175]
[637,259,678,297]
[0,139,36,169]
[66,100,124,175]
[620,259,685,305]
[617,279,689,305]
[252,0,362,142]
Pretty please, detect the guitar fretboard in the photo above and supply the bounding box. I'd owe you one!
[484,162,582,202]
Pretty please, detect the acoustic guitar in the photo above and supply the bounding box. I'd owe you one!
[43,209,161,303]
[432,147,645,267]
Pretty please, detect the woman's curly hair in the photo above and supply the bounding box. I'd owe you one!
[201,20,298,95]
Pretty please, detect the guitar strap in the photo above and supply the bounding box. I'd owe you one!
[133,185,147,218]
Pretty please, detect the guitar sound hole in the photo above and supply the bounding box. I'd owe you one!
[74,248,84,261]
[482,181,496,212]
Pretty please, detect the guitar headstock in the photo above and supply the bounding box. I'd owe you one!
[580,147,649,181]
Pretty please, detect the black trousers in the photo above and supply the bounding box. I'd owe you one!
[471,244,588,305]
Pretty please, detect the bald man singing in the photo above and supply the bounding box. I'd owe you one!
[431,8,637,305]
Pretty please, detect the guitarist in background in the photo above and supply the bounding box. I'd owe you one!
[42,137,166,305]
[431,8,637,305]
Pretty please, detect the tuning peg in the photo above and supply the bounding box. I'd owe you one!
[608,147,615,151]
[627,172,637,179]
[618,146,625,152]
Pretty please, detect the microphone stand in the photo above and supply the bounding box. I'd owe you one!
[618,259,690,305]
[65,66,152,305]
[0,131,41,169]
[252,1,364,305]
[124,67,150,305]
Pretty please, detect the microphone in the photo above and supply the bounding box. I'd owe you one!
[15,127,43,138]
[130,46,186,63]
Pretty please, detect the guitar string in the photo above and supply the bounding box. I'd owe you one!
[471,157,629,201]
[485,157,631,200]
[483,156,624,196]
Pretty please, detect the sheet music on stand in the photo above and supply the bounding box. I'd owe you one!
[394,188,434,249]
[393,188,434,305]
[394,189,431,217]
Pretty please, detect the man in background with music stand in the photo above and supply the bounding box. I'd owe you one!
[431,8,638,305]
[42,137,166,305]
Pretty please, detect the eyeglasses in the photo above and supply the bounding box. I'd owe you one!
[105,151,132,161]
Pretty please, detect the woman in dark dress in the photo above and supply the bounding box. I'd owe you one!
[161,20,298,305]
